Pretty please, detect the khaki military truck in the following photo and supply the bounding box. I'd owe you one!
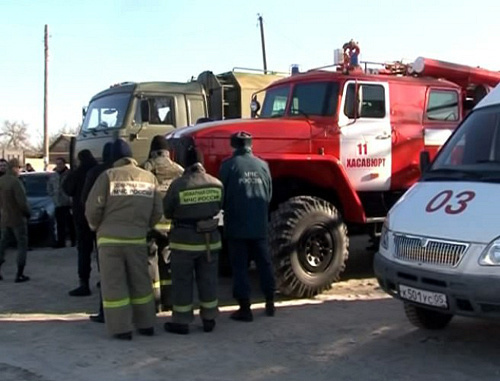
[72,70,284,165]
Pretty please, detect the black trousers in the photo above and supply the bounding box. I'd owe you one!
[55,206,75,246]
[228,238,276,301]
[75,221,95,281]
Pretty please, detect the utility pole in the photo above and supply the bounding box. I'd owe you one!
[258,14,267,74]
[43,24,49,170]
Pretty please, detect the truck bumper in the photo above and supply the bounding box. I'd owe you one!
[374,252,500,318]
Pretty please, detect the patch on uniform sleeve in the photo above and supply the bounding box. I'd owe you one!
[110,181,154,197]
[179,187,221,205]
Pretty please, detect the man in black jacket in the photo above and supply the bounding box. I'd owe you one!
[63,149,97,296]
[81,142,113,322]
[219,131,276,322]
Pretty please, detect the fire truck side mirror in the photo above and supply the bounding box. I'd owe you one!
[251,96,261,118]
[82,106,87,119]
[419,151,431,173]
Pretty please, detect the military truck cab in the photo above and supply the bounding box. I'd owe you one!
[74,70,284,165]
[75,81,208,164]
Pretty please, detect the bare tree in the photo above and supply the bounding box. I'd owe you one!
[33,124,80,153]
[0,120,32,149]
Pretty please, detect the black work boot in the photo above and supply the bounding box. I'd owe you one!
[15,266,30,283]
[202,319,216,332]
[265,299,276,317]
[230,299,253,322]
[90,298,105,323]
[164,322,189,335]
[69,280,91,297]
[113,332,132,341]
[138,327,155,336]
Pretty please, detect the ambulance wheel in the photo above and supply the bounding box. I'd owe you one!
[403,303,453,330]
[270,196,349,298]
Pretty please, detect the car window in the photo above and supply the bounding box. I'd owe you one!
[21,174,51,197]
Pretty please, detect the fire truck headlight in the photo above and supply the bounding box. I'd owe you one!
[479,239,500,266]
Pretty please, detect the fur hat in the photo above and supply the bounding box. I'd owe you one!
[112,139,133,162]
[150,135,169,152]
[230,131,252,149]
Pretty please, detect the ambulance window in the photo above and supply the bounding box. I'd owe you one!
[426,90,459,121]
[433,107,500,167]
[344,84,386,119]
[261,86,289,117]
[290,82,339,116]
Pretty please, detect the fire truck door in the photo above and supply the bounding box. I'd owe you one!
[338,81,392,191]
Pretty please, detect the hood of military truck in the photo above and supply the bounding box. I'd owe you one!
[168,118,313,141]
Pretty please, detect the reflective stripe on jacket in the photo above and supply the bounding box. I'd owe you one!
[163,163,223,251]
[85,157,163,242]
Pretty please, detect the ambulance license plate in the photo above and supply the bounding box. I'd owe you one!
[399,284,448,309]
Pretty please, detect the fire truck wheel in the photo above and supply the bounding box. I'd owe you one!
[403,303,453,330]
[270,196,349,298]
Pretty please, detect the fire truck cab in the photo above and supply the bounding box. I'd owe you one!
[168,49,500,298]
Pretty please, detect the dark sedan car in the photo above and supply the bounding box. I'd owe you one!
[20,172,56,246]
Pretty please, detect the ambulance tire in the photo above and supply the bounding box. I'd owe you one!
[270,196,349,298]
[403,303,453,330]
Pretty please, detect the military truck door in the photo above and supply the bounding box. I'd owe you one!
[129,95,177,163]
[338,81,392,191]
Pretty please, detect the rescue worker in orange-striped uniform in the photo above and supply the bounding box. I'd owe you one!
[141,135,184,312]
[85,139,163,340]
[163,149,223,334]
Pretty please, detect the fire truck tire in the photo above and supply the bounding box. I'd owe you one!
[403,303,453,330]
[270,196,349,298]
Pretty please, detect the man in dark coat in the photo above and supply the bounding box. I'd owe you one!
[63,149,98,296]
[81,142,113,323]
[219,131,275,322]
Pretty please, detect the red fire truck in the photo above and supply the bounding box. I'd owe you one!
[167,43,500,298]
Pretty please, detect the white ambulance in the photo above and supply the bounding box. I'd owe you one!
[374,84,500,329]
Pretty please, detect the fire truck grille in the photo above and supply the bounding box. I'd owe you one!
[394,235,467,267]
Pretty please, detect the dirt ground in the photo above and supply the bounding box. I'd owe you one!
[1,236,499,381]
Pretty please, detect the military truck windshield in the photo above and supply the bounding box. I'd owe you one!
[426,105,500,182]
[261,82,339,118]
[82,93,130,132]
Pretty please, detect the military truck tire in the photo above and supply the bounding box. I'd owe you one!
[403,303,453,330]
[270,196,349,298]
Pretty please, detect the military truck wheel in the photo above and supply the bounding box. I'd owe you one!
[270,196,349,298]
[403,303,453,330]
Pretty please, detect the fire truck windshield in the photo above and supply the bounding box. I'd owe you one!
[81,93,130,132]
[425,105,500,182]
[261,82,340,118]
